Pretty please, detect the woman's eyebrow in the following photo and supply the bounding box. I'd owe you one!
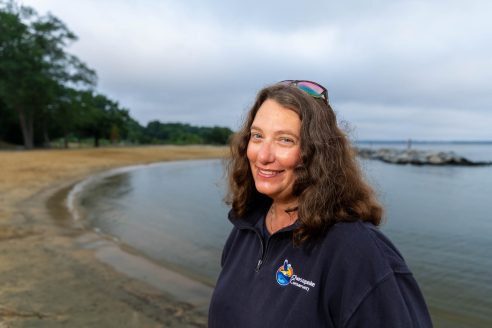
[274,130,299,137]
[250,126,299,138]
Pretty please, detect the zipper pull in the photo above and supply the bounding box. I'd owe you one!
[255,259,263,271]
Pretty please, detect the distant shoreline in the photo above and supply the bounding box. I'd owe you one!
[1,139,492,151]
[356,140,492,145]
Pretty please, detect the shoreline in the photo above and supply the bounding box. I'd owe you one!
[65,160,219,288]
[0,146,227,327]
[66,159,222,288]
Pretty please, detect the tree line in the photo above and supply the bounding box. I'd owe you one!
[0,1,232,149]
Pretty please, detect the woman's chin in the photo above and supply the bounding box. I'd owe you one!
[255,186,278,199]
[255,185,292,201]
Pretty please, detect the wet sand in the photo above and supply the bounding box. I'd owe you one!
[0,146,227,327]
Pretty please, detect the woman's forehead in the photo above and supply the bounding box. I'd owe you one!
[252,99,300,132]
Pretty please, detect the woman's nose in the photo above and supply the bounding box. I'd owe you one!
[257,141,275,164]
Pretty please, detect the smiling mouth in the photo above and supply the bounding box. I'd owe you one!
[257,167,284,177]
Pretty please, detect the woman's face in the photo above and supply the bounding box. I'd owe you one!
[247,99,301,203]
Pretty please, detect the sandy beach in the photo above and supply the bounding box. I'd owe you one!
[0,146,227,327]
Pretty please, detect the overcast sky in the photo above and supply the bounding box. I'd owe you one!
[20,0,492,140]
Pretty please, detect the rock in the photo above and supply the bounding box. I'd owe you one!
[427,153,444,165]
[354,147,492,166]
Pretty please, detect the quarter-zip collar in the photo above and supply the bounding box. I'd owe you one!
[227,202,300,234]
[228,200,301,272]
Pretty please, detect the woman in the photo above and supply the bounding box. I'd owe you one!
[208,81,432,327]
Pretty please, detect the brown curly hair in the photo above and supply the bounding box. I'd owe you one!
[226,83,383,244]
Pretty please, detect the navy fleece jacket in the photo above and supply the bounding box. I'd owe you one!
[208,205,433,328]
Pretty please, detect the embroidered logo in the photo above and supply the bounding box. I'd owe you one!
[276,259,294,286]
[275,259,316,292]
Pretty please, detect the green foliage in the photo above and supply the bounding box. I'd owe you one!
[124,117,146,143]
[69,91,130,147]
[0,0,95,148]
[143,121,233,145]
[0,1,233,148]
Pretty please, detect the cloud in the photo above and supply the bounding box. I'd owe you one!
[20,0,492,139]
[338,101,492,140]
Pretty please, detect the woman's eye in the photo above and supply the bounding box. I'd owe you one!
[250,132,262,140]
[279,137,294,144]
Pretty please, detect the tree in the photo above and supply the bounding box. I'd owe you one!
[124,117,145,144]
[48,86,85,148]
[203,126,233,144]
[76,92,130,147]
[0,1,96,148]
[142,121,233,145]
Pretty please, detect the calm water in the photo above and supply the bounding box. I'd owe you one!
[75,144,492,327]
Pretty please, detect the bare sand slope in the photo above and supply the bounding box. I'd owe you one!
[0,146,227,327]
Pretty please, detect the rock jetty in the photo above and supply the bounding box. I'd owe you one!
[355,148,492,166]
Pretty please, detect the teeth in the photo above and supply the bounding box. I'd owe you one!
[258,169,281,176]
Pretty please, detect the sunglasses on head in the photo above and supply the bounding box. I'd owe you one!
[279,80,329,105]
